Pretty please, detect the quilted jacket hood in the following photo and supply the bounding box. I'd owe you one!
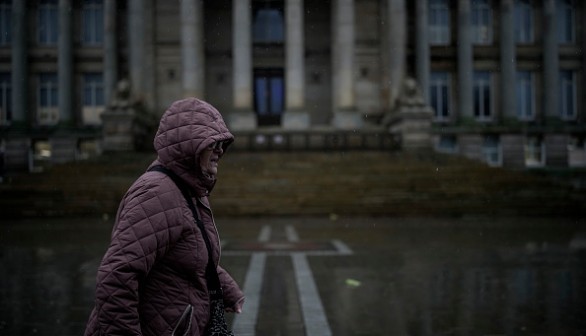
[153,98,234,196]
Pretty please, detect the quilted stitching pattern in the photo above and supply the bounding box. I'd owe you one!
[84,99,243,336]
[154,98,234,197]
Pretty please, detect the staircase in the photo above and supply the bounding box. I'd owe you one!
[0,151,584,218]
[214,151,585,217]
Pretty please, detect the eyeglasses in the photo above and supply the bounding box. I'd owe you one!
[208,140,227,151]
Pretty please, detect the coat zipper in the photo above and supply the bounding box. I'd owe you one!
[171,304,193,336]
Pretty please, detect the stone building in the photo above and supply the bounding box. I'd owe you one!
[0,0,585,172]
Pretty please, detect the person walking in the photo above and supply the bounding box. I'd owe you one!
[85,98,244,336]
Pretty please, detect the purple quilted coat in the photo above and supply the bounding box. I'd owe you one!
[85,98,244,336]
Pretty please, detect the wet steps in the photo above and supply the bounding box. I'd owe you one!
[213,152,581,217]
[0,151,584,218]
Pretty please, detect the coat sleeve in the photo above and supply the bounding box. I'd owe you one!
[218,265,245,310]
[92,176,187,335]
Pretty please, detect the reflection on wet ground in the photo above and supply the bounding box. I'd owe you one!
[1,216,585,336]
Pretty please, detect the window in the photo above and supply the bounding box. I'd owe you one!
[483,134,502,167]
[31,139,51,173]
[253,7,284,44]
[437,134,458,154]
[568,135,586,167]
[516,71,534,121]
[82,73,105,125]
[0,73,10,124]
[473,71,492,121]
[38,0,58,45]
[82,0,104,45]
[557,0,575,44]
[33,140,51,160]
[524,135,545,167]
[512,268,538,305]
[515,0,533,44]
[472,269,498,307]
[472,0,492,45]
[430,72,451,121]
[0,0,11,46]
[560,70,576,120]
[39,73,58,107]
[38,73,58,124]
[78,139,101,160]
[83,73,104,107]
[429,0,450,45]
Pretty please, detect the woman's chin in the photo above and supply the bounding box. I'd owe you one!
[203,168,218,178]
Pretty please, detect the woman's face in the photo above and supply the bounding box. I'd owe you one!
[199,141,225,177]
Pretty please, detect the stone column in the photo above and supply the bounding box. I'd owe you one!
[58,0,73,122]
[128,0,144,102]
[283,0,309,129]
[500,0,515,123]
[457,0,473,120]
[582,6,586,123]
[229,0,256,130]
[415,0,430,103]
[104,0,118,106]
[11,0,27,123]
[332,0,362,129]
[388,0,407,110]
[143,0,156,110]
[181,0,205,99]
[543,0,559,121]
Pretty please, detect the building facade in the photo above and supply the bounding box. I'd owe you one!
[0,0,585,172]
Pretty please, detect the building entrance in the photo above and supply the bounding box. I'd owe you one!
[254,68,284,126]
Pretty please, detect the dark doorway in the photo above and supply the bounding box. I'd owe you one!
[254,68,284,126]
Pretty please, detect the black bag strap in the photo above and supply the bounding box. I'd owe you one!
[148,165,223,298]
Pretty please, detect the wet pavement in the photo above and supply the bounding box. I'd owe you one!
[1,216,585,335]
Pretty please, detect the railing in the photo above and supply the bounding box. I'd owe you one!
[231,128,401,151]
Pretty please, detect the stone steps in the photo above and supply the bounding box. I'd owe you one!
[0,151,584,218]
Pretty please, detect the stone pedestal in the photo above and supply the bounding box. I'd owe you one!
[227,110,257,131]
[333,110,363,130]
[283,110,310,130]
[383,78,433,150]
[101,107,136,151]
[388,106,433,150]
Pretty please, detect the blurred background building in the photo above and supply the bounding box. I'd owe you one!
[0,0,585,172]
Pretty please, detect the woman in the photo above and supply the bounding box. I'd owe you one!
[85,98,244,336]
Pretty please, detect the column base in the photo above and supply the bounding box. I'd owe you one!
[332,110,364,130]
[282,110,310,130]
[227,110,257,131]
